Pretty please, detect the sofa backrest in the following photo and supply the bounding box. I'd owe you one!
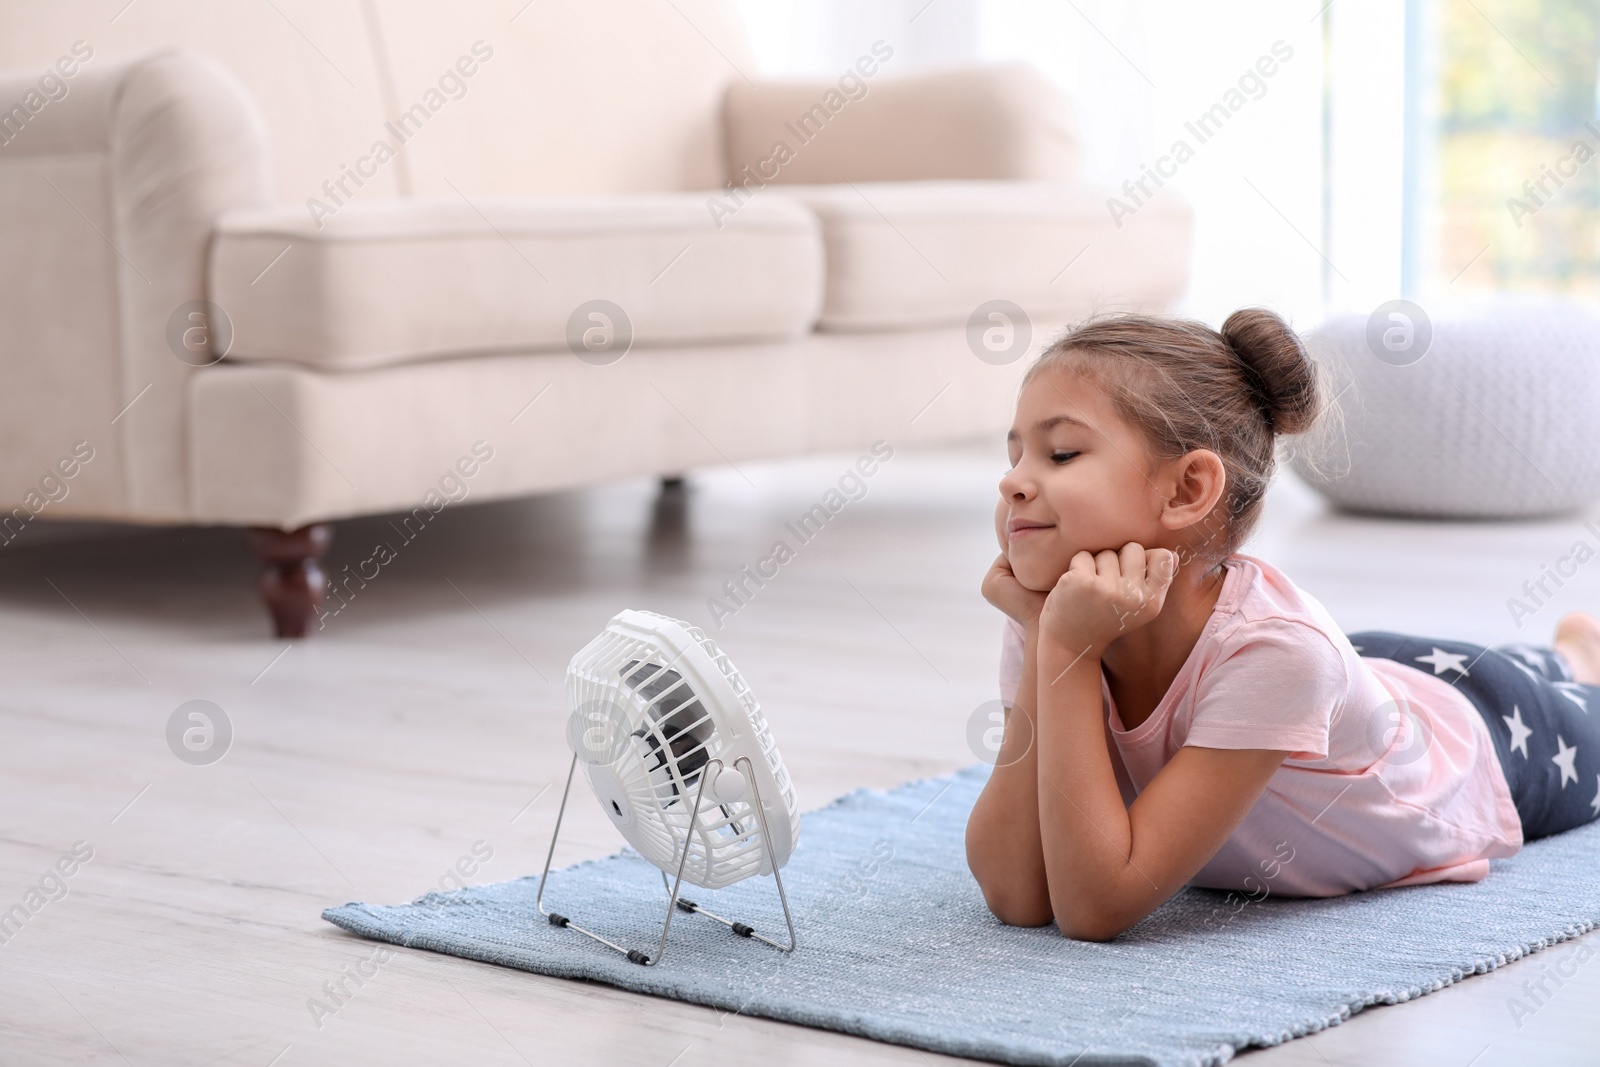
[0,0,752,206]
[365,2,749,200]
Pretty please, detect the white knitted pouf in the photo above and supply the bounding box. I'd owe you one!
[1289,295,1600,518]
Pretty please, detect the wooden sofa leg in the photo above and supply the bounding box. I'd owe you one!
[245,524,333,638]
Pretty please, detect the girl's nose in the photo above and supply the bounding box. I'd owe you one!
[998,466,1033,502]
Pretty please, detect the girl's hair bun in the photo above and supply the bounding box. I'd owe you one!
[1220,307,1319,436]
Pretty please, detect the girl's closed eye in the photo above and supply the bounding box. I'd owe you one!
[1051,451,1079,464]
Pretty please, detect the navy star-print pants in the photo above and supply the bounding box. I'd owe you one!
[1349,631,1600,841]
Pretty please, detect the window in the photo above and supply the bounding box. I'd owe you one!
[1434,0,1600,294]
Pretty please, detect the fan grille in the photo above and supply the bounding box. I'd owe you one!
[566,611,798,889]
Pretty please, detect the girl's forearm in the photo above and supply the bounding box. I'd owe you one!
[965,623,1052,924]
[1034,636,1143,939]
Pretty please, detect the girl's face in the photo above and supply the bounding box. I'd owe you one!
[999,367,1173,592]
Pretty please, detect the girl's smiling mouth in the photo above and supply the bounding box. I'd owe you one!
[1007,518,1054,538]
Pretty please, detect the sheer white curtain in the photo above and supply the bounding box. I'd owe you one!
[735,1,1414,329]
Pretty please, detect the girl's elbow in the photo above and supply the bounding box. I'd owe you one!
[1055,904,1132,942]
[968,860,1054,928]
[1057,918,1123,943]
[976,885,1119,937]
[986,895,1055,928]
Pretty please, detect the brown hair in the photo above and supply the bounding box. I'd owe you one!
[1021,307,1323,562]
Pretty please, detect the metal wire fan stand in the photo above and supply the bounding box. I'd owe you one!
[535,750,797,966]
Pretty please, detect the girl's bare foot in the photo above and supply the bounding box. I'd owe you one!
[1554,613,1600,685]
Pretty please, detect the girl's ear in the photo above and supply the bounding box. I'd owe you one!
[1158,449,1227,534]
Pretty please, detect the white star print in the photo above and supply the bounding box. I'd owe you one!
[1503,655,1545,685]
[1552,735,1580,788]
[1415,647,1471,676]
[1554,683,1589,713]
[1591,775,1600,818]
[1504,645,1549,674]
[1503,705,1533,758]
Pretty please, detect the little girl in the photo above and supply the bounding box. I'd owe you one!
[964,308,1600,942]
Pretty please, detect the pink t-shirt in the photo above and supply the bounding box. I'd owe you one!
[997,553,1523,897]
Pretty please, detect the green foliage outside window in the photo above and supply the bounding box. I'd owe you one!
[1438,0,1600,291]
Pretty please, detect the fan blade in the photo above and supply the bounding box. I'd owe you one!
[620,660,716,800]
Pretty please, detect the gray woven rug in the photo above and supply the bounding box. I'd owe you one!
[323,766,1600,1066]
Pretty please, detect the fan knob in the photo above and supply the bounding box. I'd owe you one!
[712,766,747,803]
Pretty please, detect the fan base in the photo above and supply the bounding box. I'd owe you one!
[535,752,797,967]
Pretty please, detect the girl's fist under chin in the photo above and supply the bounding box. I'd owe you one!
[981,552,1048,625]
[1039,542,1179,653]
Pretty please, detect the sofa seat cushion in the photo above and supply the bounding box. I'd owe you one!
[188,324,1037,527]
[783,181,1191,332]
[209,194,823,371]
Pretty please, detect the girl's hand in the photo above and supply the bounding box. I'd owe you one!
[982,553,1047,626]
[1039,542,1177,655]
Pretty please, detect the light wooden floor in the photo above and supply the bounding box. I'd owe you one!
[4,441,1599,1066]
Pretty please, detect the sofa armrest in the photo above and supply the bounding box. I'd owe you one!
[721,62,1079,188]
[0,49,269,522]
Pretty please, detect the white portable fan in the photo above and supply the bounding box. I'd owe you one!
[536,609,800,965]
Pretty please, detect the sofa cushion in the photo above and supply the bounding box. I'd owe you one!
[210,194,823,371]
[723,64,1081,186]
[783,181,1192,332]
[188,325,1035,527]
[368,0,753,198]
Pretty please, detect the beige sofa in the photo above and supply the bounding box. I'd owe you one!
[0,0,1191,635]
